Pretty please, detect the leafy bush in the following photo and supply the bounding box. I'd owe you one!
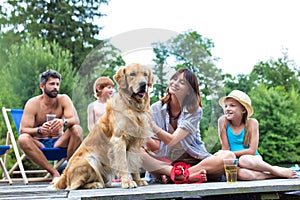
[250,85,300,164]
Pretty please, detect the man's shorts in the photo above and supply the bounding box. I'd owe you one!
[37,137,60,148]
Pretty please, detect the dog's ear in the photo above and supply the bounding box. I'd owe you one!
[113,67,127,89]
[147,69,155,88]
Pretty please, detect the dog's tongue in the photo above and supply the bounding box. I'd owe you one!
[138,92,146,97]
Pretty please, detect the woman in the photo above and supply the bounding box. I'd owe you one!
[218,90,298,180]
[142,68,235,184]
[87,77,114,132]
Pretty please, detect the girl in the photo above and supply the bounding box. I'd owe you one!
[143,68,235,184]
[87,77,114,132]
[218,90,298,180]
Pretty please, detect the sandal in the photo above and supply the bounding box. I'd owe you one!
[170,162,190,184]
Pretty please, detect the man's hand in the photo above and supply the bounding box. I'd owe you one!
[39,122,52,138]
[45,119,63,138]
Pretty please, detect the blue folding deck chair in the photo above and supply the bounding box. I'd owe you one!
[0,145,12,184]
[2,107,67,184]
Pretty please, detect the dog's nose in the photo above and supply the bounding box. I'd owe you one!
[139,81,147,92]
[139,81,147,88]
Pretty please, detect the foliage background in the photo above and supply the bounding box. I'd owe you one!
[1,0,300,174]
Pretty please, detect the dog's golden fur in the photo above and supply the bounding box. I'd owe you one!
[53,63,154,190]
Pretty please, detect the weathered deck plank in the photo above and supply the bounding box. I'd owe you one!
[0,183,69,200]
[68,179,300,200]
[0,179,300,200]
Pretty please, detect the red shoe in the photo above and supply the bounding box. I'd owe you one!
[170,162,190,184]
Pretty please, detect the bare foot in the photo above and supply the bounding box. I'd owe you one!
[188,169,207,183]
[161,174,171,184]
[199,169,207,182]
[273,166,298,178]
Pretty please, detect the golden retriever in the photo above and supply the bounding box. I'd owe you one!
[53,63,154,190]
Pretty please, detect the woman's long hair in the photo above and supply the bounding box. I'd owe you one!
[160,68,202,114]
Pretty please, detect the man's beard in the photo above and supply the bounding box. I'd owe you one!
[45,88,58,98]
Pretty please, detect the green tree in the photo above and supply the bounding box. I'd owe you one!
[251,51,300,91]
[0,30,22,69]
[222,50,300,97]
[166,31,222,97]
[250,85,300,164]
[151,43,169,104]
[0,0,109,70]
[0,35,75,107]
[222,73,256,95]
[151,30,224,129]
[201,96,221,153]
[0,36,75,146]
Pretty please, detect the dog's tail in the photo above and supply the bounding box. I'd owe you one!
[53,173,67,190]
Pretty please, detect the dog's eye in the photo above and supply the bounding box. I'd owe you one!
[144,72,148,76]
[129,72,136,76]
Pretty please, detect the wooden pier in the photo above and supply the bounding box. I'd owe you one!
[1,178,300,200]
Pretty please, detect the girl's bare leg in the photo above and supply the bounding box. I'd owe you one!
[238,155,298,179]
[238,168,276,180]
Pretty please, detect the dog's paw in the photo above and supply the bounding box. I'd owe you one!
[121,178,137,189]
[93,182,105,189]
[83,182,105,189]
[135,179,148,186]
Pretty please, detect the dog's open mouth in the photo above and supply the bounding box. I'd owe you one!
[137,92,146,98]
[131,81,148,99]
[133,87,147,99]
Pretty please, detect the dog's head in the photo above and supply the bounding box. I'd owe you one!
[113,63,154,101]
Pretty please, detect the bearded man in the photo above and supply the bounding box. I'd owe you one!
[19,69,83,184]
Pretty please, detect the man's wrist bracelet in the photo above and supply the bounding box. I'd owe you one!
[37,126,42,135]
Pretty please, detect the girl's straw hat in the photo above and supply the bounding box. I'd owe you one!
[219,90,253,117]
